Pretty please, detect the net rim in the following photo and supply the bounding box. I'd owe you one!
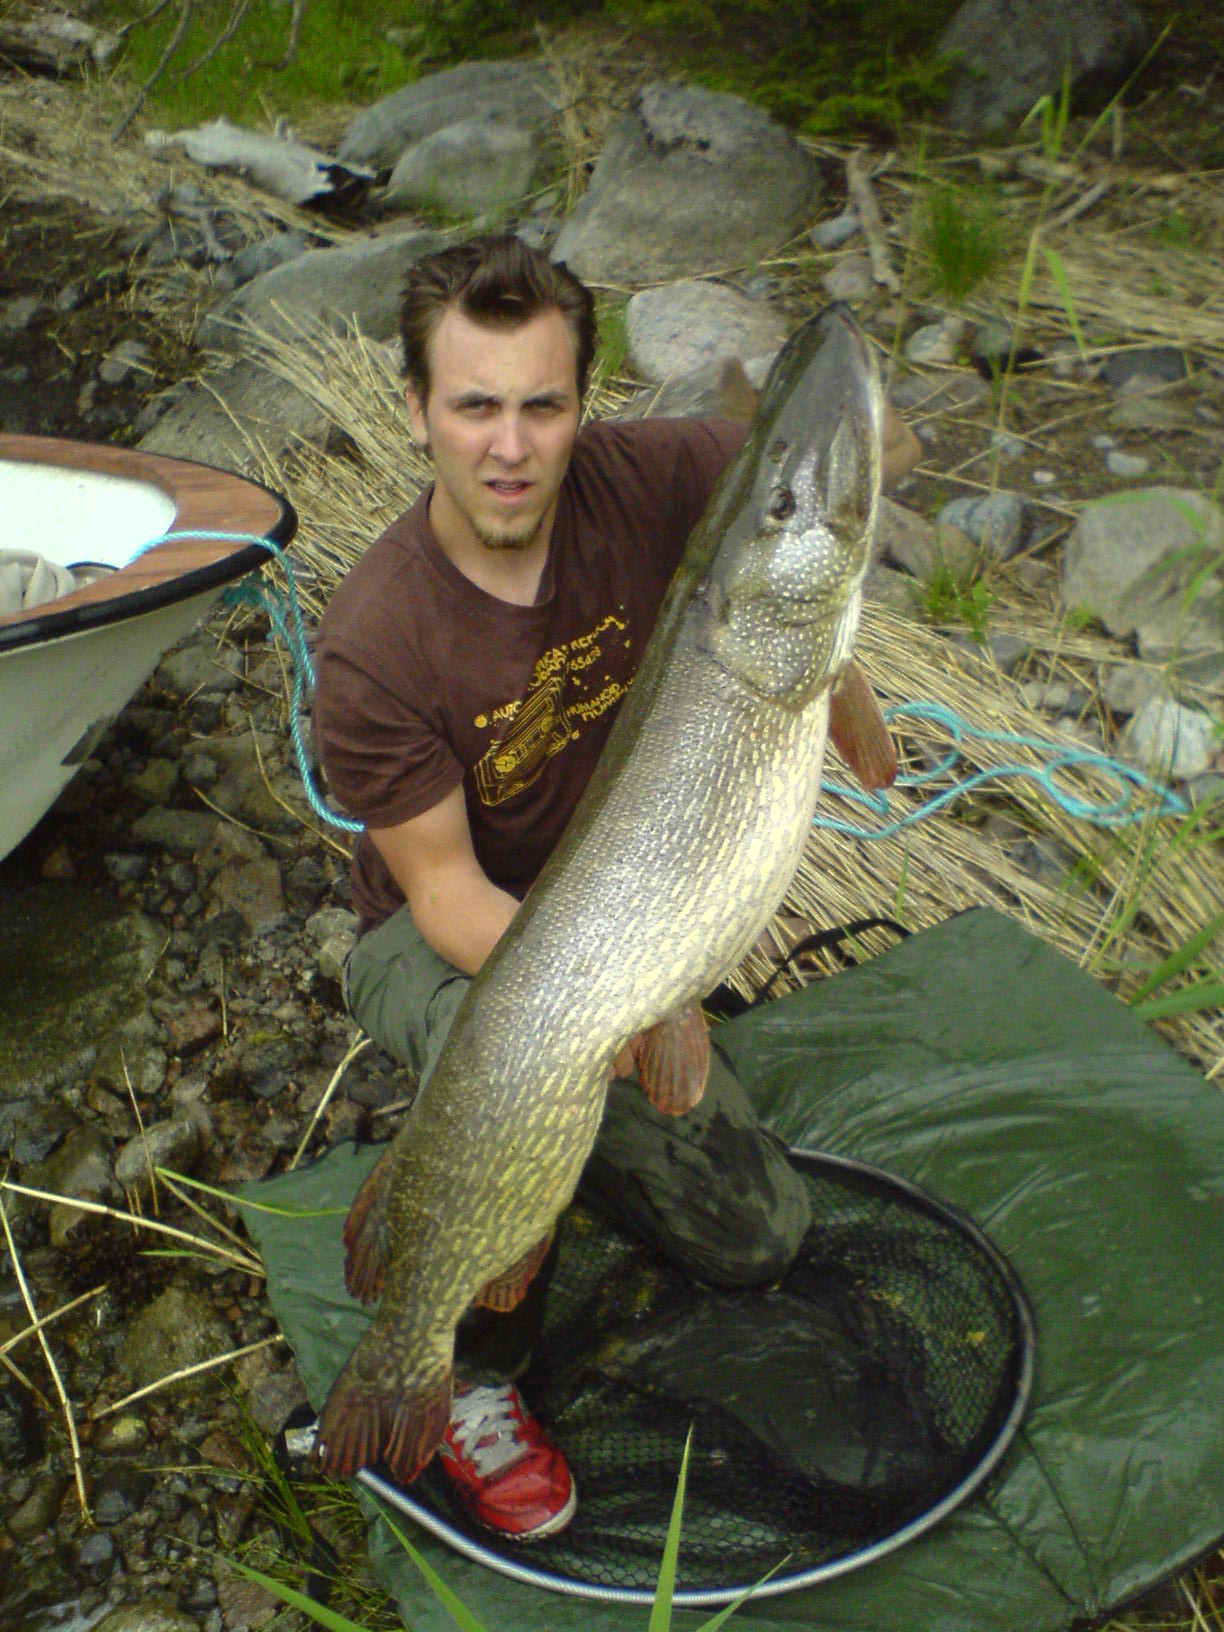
[358,1145,1038,1609]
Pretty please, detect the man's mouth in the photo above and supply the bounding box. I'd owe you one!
[485,479,533,504]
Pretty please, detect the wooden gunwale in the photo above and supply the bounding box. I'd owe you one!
[0,434,297,651]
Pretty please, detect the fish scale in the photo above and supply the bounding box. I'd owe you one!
[316,303,884,1485]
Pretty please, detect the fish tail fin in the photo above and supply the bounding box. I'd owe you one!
[342,1145,396,1303]
[475,1230,554,1312]
[316,1338,453,1486]
[632,1000,710,1115]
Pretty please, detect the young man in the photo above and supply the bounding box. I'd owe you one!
[314,235,913,1541]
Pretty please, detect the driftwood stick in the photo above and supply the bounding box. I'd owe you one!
[168,0,253,84]
[112,0,195,139]
[845,148,900,293]
[258,0,306,72]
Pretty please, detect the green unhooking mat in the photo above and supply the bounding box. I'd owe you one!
[244,908,1224,1631]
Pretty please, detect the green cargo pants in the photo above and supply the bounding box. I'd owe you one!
[345,906,811,1291]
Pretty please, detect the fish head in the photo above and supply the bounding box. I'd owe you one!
[699,305,882,705]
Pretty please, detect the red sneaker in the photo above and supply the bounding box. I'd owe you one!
[437,1381,576,1540]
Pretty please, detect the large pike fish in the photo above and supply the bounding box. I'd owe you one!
[316,303,893,1486]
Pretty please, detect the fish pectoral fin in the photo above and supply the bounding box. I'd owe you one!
[342,1145,396,1304]
[830,661,897,791]
[316,1346,453,1487]
[633,1001,710,1116]
[475,1231,554,1313]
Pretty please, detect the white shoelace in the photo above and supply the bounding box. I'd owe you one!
[445,1383,531,1479]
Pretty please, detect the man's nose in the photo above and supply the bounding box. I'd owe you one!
[489,411,528,462]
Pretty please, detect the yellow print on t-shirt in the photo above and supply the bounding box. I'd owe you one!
[473,611,630,807]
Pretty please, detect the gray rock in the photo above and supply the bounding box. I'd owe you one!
[304,906,359,946]
[820,255,873,303]
[938,492,1027,561]
[105,851,151,883]
[0,293,42,332]
[1102,661,1162,717]
[625,281,786,383]
[131,807,220,856]
[158,636,244,695]
[875,497,978,579]
[115,1110,208,1188]
[93,1599,201,1632]
[864,561,920,614]
[139,355,332,472]
[991,431,1027,461]
[0,884,162,1101]
[384,119,539,216]
[220,230,312,292]
[118,1283,229,1395]
[1061,487,1224,688]
[129,756,180,804]
[938,0,1149,134]
[1099,345,1189,390]
[199,229,446,353]
[551,81,817,284]
[208,857,285,933]
[99,338,153,387]
[7,1466,70,1539]
[339,60,562,171]
[810,211,860,249]
[1105,449,1150,478]
[614,356,754,422]
[93,1464,155,1526]
[26,1124,114,1201]
[888,371,988,413]
[1122,693,1219,780]
[905,318,965,366]
[1108,394,1194,432]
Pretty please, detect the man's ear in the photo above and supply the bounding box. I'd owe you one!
[405,379,429,448]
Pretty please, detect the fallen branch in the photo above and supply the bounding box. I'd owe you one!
[845,148,900,293]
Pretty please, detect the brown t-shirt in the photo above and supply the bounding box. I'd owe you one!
[314,416,745,934]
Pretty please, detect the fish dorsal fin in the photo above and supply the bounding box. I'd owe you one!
[633,1001,710,1116]
[830,660,897,791]
[475,1231,555,1313]
[342,1145,397,1304]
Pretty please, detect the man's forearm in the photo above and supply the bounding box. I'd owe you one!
[407,869,520,977]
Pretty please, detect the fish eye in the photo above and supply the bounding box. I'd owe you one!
[768,487,796,521]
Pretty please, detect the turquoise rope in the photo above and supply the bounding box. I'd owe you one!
[137,532,1191,839]
[137,530,363,833]
[815,700,1190,837]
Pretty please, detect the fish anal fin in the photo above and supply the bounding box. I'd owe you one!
[830,661,897,791]
[342,1145,397,1304]
[475,1231,554,1313]
[316,1346,452,1486]
[634,1001,710,1116]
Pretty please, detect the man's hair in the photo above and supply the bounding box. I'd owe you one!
[400,234,597,400]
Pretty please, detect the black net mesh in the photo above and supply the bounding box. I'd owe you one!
[402,1149,1033,1596]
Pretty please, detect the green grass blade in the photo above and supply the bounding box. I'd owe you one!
[692,1557,792,1630]
[1130,909,1224,1002]
[155,1167,346,1216]
[379,1510,491,1632]
[229,1561,362,1632]
[1133,977,1224,1022]
[649,1425,694,1632]
[1041,246,1086,357]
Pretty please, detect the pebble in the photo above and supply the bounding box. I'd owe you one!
[937,493,1026,561]
[905,317,965,366]
[811,210,861,249]
[93,1465,156,1526]
[820,255,873,302]
[1123,694,1219,781]
[114,1110,207,1188]
[1105,449,1150,478]
[1099,346,1189,389]
[99,338,154,388]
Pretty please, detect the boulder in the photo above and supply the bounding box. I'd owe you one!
[339,60,562,172]
[383,119,539,217]
[1061,487,1224,690]
[625,281,786,383]
[938,0,1150,135]
[199,228,446,351]
[551,81,817,284]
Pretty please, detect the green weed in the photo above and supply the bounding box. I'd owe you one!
[231,1428,779,1632]
[918,557,995,643]
[919,182,1007,302]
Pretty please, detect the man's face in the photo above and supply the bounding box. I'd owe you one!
[407,304,582,559]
